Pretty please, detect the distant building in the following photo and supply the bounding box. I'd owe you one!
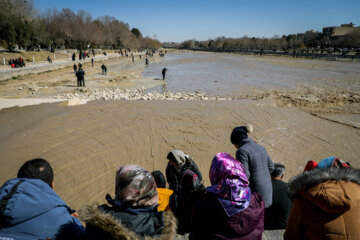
[323,23,360,37]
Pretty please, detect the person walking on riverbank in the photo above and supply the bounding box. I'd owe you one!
[91,58,94,67]
[162,67,168,80]
[76,68,85,87]
[73,64,77,73]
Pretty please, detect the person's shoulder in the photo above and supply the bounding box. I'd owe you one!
[272,179,288,189]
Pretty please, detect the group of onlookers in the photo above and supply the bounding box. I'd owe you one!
[0,125,359,240]
[8,57,25,68]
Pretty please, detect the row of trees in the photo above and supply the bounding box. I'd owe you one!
[0,0,161,51]
[175,30,360,52]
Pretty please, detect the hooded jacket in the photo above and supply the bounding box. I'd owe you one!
[166,153,202,194]
[284,167,360,240]
[79,204,178,240]
[235,137,274,208]
[0,178,85,240]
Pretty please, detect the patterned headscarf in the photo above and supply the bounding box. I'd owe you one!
[316,156,351,169]
[206,152,251,217]
[115,165,158,207]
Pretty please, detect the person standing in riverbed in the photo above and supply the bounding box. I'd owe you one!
[101,64,107,75]
[162,67,168,80]
[76,68,85,87]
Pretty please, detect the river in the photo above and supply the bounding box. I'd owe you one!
[143,52,360,96]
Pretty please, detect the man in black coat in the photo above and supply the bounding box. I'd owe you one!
[162,67,167,80]
[264,163,292,230]
[75,68,85,87]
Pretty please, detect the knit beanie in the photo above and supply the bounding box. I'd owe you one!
[230,124,253,145]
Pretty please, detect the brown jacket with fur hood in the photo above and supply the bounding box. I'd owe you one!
[284,167,360,240]
[79,204,178,240]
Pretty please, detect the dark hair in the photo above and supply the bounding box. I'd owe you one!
[17,158,54,187]
[271,163,286,178]
[230,125,253,145]
[151,170,166,188]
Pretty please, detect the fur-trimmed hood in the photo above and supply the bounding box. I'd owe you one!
[288,168,360,213]
[79,204,177,240]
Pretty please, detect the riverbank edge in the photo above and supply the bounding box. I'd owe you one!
[168,48,360,62]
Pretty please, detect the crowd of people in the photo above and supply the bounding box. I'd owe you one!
[0,125,359,240]
[8,58,25,68]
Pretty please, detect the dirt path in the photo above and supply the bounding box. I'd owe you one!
[0,54,163,99]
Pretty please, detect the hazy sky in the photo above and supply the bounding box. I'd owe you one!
[34,0,360,42]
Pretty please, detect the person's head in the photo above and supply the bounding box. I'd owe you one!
[271,163,286,180]
[316,157,351,169]
[115,165,158,207]
[151,170,166,188]
[17,158,54,188]
[207,152,251,216]
[230,124,253,148]
[167,150,188,168]
[209,152,249,189]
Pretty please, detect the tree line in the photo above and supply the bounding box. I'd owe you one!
[0,0,161,51]
[172,30,360,54]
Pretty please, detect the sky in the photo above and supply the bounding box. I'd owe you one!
[34,0,360,43]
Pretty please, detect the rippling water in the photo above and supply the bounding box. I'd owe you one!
[142,52,360,95]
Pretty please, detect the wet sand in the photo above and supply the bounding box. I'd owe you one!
[0,100,359,210]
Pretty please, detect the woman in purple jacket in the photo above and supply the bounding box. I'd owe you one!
[191,152,265,240]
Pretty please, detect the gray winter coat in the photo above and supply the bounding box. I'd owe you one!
[235,137,274,208]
